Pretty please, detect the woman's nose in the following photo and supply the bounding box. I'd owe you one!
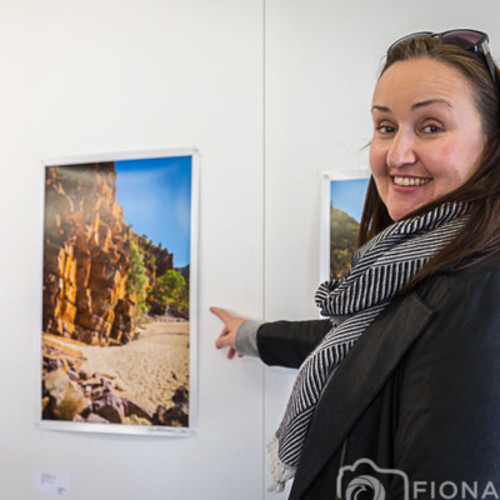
[386,131,417,168]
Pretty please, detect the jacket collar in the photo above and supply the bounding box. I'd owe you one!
[290,291,435,499]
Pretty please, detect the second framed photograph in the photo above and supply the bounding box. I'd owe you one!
[39,148,198,436]
[320,173,370,284]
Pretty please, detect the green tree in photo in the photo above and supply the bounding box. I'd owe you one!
[127,240,149,314]
[330,207,360,279]
[154,270,189,316]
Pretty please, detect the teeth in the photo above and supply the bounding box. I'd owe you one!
[393,176,431,187]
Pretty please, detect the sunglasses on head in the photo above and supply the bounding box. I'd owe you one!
[388,29,499,90]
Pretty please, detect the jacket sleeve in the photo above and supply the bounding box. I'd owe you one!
[257,319,332,369]
[391,268,500,495]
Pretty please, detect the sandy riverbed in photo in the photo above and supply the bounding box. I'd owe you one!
[76,318,190,414]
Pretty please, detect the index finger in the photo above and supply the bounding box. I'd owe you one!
[210,306,229,323]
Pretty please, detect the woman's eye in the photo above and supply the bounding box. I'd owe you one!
[376,125,395,134]
[422,124,442,134]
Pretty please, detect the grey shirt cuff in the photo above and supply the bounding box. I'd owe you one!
[235,319,261,357]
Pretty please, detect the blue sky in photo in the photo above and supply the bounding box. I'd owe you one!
[115,156,192,268]
[330,178,370,223]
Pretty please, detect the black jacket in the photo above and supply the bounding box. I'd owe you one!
[257,259,500,499]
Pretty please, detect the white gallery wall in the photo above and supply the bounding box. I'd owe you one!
[0,1,265,499]
[0,1,499,499]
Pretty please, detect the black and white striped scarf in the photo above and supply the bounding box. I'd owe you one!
[268,202,470,492]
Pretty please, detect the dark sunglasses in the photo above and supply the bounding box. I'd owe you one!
[388,29,499,90]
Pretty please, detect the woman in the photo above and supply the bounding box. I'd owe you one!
[212,30,500,499]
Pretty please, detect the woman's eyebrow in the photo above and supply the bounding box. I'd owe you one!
[411,98,452,110]
[371,105,390,113]
[371,99,452,114]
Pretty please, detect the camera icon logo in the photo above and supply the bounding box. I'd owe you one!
[337,458,409,499]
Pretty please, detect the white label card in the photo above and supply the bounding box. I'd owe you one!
[34,472,71,495]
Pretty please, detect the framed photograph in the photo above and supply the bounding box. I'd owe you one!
[320,173,370,283]
[38,148,198,436]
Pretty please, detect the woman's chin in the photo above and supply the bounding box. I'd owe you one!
[387,203,423,221]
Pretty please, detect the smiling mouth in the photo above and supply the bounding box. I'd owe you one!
[392,176,432,187]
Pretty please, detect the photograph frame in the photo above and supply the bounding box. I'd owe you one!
[320,171,370,285]
[36,148,199,437]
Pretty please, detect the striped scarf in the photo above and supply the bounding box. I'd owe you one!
[268,202,470,492]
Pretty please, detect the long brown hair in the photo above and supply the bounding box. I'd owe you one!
[357,36,500,287]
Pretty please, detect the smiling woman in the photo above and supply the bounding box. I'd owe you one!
[369,57,487,222]
[358,33,500,284]
[211,30,500,499]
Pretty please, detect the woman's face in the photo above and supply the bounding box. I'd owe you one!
[369,57,487,221]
